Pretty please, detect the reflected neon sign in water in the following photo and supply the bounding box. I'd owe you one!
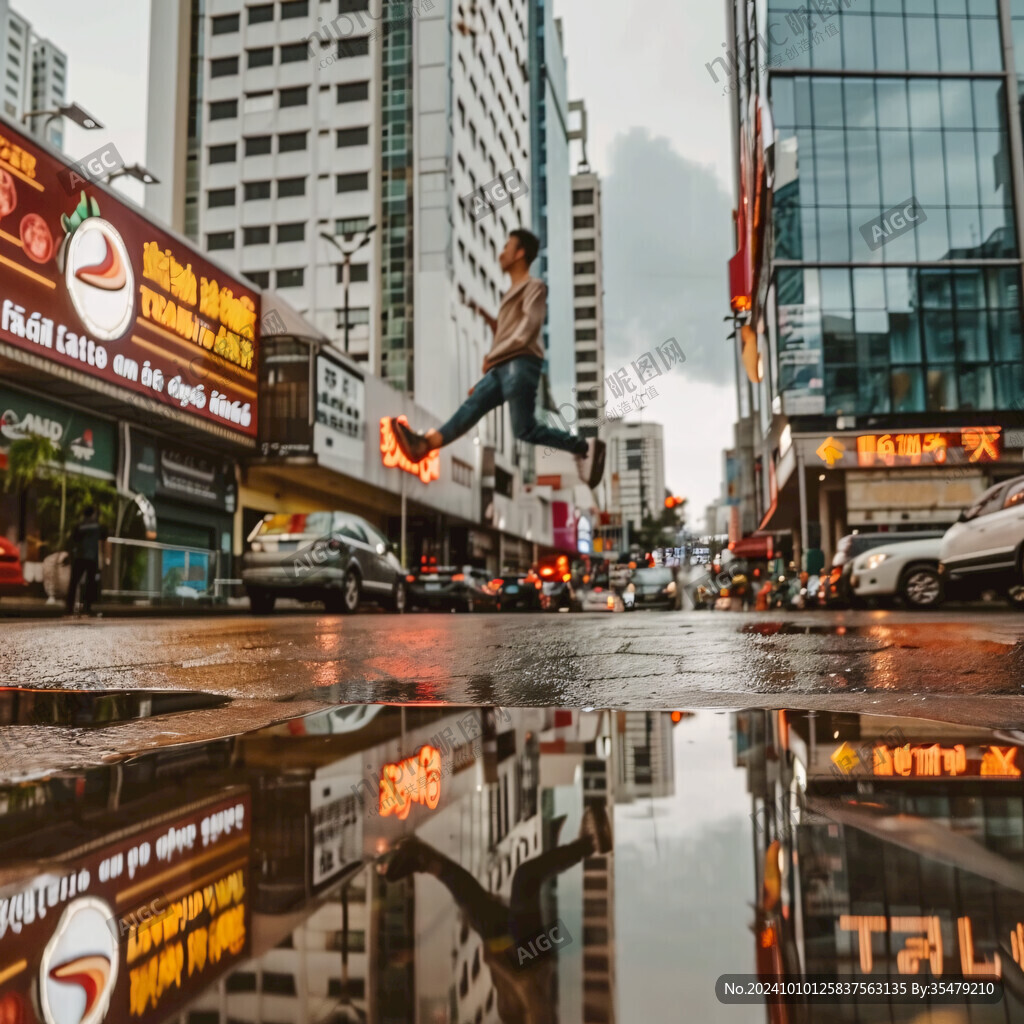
[379,744,442,819]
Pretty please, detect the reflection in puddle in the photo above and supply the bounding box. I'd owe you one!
[1,704,1023,1020]
[0,687,230,726]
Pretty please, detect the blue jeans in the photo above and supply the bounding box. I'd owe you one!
[437,356,587,455]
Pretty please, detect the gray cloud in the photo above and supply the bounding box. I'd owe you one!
[602,129,736,388]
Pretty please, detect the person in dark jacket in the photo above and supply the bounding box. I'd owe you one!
[66,505,109,616]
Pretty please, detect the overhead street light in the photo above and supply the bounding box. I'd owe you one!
[22,101,104,132]
[320,226,377,354]
[106,162,160,186]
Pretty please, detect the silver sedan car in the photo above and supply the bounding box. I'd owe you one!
[242,511,407,614]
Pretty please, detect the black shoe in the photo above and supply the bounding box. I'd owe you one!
[575,439,606,489]
[390,418,433,464]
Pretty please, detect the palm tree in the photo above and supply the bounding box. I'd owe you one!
[2,433,69,549]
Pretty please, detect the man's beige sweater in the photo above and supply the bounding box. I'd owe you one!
[482,277,547,373]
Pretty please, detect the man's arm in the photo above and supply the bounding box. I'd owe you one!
[481,280,546,369]
[465,297,497,335]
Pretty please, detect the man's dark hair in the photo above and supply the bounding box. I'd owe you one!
[82,505,96,518]
[509,228,540,266]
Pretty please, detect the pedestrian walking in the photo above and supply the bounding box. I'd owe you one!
[386,229,606,488]
[65,505,109,617]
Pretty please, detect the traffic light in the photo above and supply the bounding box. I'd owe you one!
[664,495,686,509]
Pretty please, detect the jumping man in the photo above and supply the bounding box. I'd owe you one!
[387,229,606,488]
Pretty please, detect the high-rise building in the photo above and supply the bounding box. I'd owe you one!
[0,0,67,150]
[145,0,544,489]
[725,0,1024,566]
[571,166,605,442]
[607,420,665,534]
[528,5,574,415]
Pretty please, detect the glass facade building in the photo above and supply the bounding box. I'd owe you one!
[727,0,1024,556]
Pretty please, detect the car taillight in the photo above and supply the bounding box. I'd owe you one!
[562,573,571,582]
[405,575,416,583]
[490,579,503,589]
[606,595,615,609]
[452,573,465,581]
[540,567,553,577]
[328,538,342,552]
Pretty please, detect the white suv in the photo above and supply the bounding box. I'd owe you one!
[939,475,1024,609]
[850,537,944,609]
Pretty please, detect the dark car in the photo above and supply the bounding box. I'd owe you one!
[242,511,407,614]
[826,531,944,607]
[407,565,500,612]
[624,567,681,610]
[494,572,543,612]
[0,537,26,596]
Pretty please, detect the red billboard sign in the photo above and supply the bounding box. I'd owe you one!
[0,118,259,439]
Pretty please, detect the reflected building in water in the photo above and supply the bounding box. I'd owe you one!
[737,708,1024,1021]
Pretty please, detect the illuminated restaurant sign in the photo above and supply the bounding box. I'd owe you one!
[840,914,1004,976]
[379,416,440,483]
[379,744,442,819]
[856,428,1001,468]
[0,116,259,439]
[0,791,251,1024]
[832,741,1020,779]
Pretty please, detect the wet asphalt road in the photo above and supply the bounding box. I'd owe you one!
[2,608,1023,777]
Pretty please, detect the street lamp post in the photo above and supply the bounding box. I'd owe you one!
[320,226,376,354]
[22,101,104,135]
[105,163,160,186]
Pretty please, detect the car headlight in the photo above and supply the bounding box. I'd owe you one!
[864,553,889,571]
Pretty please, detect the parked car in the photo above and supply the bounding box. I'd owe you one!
[407,565,501,612]
[575,585,624,613]
[940,475,1024,609]
[0,537,27,596]
[624,567,681,611]
[494,572,543,612]
[242,511,407,614]
[849,537,944,609]
[826,531,945,607]
[536,554,576,611]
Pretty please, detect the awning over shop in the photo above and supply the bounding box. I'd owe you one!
[729,534,774,560]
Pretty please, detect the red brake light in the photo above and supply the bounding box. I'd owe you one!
[406,575,415,583]
[491,578,503,588]
[452,573,465,581]
[540,567,554,577]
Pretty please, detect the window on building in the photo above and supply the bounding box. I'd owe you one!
[279,86,308,108]
[578,370,599,383]
[338,36,370,57]
[208,143,236,164]
[337,307,370,328]
[209,99,238,120]
[336,216,370,235]
[245,269,270,287]
[575,284,597,297]
[206,231,235,250]
[576,328,597,342]
[247,46,274,67]
[212,13,240,34]
[574,214,595,229]
[276,267,305,288]
[277,176,306,197]
[243,225,271,245]
[277,222,305,243]
[207,188,235,208]
[278,131,307,152]
[336,126,369,147]
[243,180,272,200]
[241,138,271,162]
[575,307,596,320]
[280,0,309,17]
[337,263,370,283]
[574,238,595,252]
[574,261,596,275]
[210,56,238,77]
[336,172,368,192]
[248,4,274,23]
[573,188,594,205]
[280,42,308,62]
[337,80,369,102]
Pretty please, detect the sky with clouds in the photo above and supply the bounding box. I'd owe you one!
[28,0,738,522]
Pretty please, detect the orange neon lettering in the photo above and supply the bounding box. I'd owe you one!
[892,916,943,976]
[958,916,1001,977]
[839,915,887,973]
[872,745,894,776]
[942,744,966,776]
[981,746,1021,777]
[892,744,913,777]
[962,426,1000,463]
[912,744,942,777]
[380,417,440,484]
[379,744,442,818]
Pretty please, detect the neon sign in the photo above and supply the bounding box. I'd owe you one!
[379,744,442,819]
[831,742,1020,779]
[855,428,1001,468]
[380,416,440,484]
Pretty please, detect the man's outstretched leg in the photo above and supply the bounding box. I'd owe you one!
[501,357,606,489]
[389,371,504,463]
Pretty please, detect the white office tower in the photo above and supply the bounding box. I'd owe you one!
[607,420,666,535]
[0,1,68,150]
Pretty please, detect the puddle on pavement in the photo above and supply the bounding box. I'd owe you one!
[1,704,1023,1021]
[0,687,230,727]
[740,622,882,637]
